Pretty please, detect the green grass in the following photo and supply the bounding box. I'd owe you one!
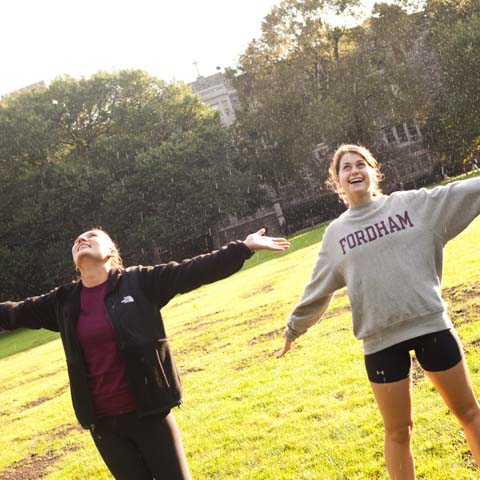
[243,222,328,270]
[0,328,59,360]
[2,177,480,478]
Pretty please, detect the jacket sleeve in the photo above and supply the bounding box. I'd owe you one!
[285,230,345,341]
[0,290,60,332]
[139,241,254,307]
[408,176,480,243]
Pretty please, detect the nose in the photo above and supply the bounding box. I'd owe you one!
[74,235,88,249]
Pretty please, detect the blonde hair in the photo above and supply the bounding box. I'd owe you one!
[94,228,124,271]
[326,144,384,204]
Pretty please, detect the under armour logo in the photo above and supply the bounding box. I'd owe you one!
[376,370,385,376]
[121,296,134,304]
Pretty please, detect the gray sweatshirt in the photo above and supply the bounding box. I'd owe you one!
[286,177,480,354]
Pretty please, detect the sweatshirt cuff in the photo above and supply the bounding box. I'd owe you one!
[284,325,301,342]
[234,240,255,259]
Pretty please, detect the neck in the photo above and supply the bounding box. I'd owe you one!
[347,192,374,208]
[79,259,111,288]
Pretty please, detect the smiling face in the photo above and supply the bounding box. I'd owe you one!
[326,145,384,206]
[336,152,376,207]
[71,229,115,269]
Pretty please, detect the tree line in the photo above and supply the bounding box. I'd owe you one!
[1,0,479,299]
[0,71,261,298]
[227,0,480,195]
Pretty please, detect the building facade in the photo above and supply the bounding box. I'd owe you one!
[189,72,239,127]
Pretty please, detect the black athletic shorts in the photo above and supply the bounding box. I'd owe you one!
[364,329,464,384]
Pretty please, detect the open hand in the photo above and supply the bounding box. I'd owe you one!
[243,228,290,251]
[276,336,293,358]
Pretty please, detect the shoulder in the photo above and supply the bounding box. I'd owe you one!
[387,188,428,205]
[110,267,146,286]
[320,220,343,249]
[18,283,76,307]
[55,281,79,301]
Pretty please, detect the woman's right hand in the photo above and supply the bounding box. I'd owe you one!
[276,335,293,358]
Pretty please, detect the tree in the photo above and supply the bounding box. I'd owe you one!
[228,1,435,197]
[0,71,260,299]
[422,0,480,162]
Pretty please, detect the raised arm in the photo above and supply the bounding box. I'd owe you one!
[0,289,59,332]
[410,176,480,243]
[140,229,290,307]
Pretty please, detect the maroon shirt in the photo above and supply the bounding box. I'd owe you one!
[77,280,136,417]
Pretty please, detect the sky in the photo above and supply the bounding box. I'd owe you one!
[1,0,381,97]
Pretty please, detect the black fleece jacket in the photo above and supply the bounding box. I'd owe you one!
[0,241,253,428]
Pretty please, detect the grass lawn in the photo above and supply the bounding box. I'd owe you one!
[2,175,480,478]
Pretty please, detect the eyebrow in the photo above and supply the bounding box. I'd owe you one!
[343,158,366,165]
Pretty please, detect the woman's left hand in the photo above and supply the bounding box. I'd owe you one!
[243,228,290,251]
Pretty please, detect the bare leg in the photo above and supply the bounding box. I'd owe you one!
[370,377,416,479]
[426,358,480,466]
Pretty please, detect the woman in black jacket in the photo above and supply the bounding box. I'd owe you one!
[0,227,289,480]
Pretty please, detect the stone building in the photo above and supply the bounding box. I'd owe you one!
[189,72,239,127]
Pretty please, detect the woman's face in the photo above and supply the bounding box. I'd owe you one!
[71,230,114,267]
[336,152,376,206]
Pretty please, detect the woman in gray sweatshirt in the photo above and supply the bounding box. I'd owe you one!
[277,144,480,479]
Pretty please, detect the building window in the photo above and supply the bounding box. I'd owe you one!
[396,124,409,143]
[383,127,396,145]
[406,124,420,142]
[221,99,230,113]
[383,123,422,146]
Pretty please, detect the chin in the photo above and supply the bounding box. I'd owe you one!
[75,251,97,263]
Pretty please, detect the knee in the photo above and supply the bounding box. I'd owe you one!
[385,420,414,444]
[454,402,480,426]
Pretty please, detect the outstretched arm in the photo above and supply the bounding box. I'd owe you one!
[411,176,480,242]
[0,289,59,332]
[276,228,344,358]
[140,229,290,306]
[243,228,290,251]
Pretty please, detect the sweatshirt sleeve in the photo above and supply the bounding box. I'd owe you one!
[409,176,480,243]
[139,241,254,307]
[285,229,345,341]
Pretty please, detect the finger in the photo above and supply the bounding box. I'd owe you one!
[276,349,286,359]
[256,228,266,236]
[273,241,290,248]
[271,241,290,250]
[276,341,292,358]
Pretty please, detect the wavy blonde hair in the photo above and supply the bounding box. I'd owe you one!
[326,144,384,205]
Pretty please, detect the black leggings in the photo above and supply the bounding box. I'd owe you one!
[364,328,464,383]
[91,411,191,480]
